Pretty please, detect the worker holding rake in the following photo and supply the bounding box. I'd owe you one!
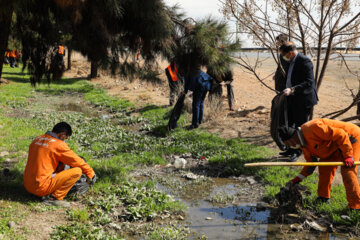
[278,118,360,210]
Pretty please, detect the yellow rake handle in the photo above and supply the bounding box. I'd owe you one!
[244,162,360,167]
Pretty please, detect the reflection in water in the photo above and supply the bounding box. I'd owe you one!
[156,177,350,239]
[186,201,270,239]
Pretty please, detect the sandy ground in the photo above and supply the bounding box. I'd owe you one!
[64,52,360,185]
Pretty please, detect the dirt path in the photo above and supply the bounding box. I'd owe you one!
[64,52,360,185]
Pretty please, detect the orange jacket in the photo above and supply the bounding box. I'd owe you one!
[58,45,65,55]
[167,63,178,82]
[5,51,10,58]
[15,50,20,59]
[9,50,17,58]
[24,133,95,194]
[299,118,360,177]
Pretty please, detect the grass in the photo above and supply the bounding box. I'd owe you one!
[0,65,359,238]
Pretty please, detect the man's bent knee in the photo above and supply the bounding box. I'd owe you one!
[70,167,82,179]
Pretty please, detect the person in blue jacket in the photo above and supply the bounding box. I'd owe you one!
[184,69,215,129]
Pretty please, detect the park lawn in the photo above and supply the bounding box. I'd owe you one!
[0,65,359,239]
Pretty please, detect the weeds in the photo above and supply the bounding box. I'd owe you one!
[51,222,122,240]
[1,66,360,239]
[147,225,189,240]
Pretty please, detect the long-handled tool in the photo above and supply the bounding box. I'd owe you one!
[244,162,360,167]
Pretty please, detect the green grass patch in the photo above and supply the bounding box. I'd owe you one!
[1,66,360,238]
[51,222,122,240]
[84,88,135,112]
[147,225,189,240]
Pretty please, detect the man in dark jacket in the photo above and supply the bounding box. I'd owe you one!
[279,41,318,161]
[271,34,292,157]
[274,34,290,92]
[184,69,214,129]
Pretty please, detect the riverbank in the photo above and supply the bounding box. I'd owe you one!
[0,63,360,239]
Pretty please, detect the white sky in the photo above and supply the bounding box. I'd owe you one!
[164,0,250,46]
[164,0,360,48]
[164,0,223,20]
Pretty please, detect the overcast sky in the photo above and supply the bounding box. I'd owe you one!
[164,0,360,48]
[164,0,223,20]
[163,0,250,46]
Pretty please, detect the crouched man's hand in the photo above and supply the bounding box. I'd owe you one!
[87,174,97,185]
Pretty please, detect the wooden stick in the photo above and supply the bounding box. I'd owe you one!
[244,162,360,167]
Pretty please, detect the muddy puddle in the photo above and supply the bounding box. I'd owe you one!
[57,102,101,118]
[155,176,350,239]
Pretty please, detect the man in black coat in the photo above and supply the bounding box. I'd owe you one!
[279,41,318,161]
[271,34,291,156]
[274,34,290,92]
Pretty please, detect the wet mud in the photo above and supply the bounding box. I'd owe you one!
[133,154,352,240]
[157,176,351,240]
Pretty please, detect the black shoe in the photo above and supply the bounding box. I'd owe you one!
[316,196,330,203]
[186,125,198,130]
[287,151,301,162]
[279,149,293,156]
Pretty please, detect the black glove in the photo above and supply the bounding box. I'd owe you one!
[87,174,97,185]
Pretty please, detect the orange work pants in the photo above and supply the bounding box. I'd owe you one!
[318,142,360,209]
[44,167,82,200]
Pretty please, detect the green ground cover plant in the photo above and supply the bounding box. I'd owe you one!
[0,66,359,239]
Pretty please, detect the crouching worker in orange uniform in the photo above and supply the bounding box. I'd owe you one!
[279,118,360,210]
[24,122,96,207]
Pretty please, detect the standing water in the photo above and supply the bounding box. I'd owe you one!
[156,177,350,239]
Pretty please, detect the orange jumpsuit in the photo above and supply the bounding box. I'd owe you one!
[24,133,95,200]
[9,50,17,58]
[298,119,360,209]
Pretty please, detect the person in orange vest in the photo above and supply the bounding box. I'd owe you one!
[24,122,96,207]
[279,118,360,210]
[9,49,18,68]
[165,61,184,106]
[56,44,66,68]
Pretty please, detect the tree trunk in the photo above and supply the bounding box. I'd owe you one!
[67,47,72,70]
[0,10,13,79]
[90,61,98,79]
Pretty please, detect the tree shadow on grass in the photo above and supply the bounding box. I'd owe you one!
[2,70,87,86]
[0,168,39,204]
[228,106,266,118]
[241,134,274,147]
[2,71,28,76]
[2,75,30,84]
[136,104,165,113]
[41,77,88,85]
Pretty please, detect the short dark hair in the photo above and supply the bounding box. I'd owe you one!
[52,122,72,136]
[276,34,288,44]
[279,41,297,54]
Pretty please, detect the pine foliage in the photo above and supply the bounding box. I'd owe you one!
[9,0,239,84]
[170,16,240,77]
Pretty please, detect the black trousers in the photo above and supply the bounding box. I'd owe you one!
[226,82,235,110]
[287,98,312,128]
